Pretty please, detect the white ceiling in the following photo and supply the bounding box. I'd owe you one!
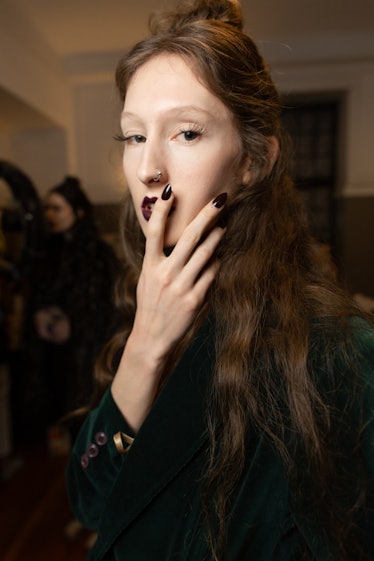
[4,0,374,58]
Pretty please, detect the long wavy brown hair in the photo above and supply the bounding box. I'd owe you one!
[94,1,372,559]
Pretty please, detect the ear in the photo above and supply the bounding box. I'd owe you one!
[239,155,252,185]
[238,135,280,185]
[267,135,279,174]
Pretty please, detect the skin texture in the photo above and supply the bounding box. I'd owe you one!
[120,54,249,248]
[111,54,251,431]
[44,192,76,234]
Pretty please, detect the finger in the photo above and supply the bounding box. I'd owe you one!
[145,184,174,260]
[171,192,227,268]
[190,258,220,304]
[180,226,225,287]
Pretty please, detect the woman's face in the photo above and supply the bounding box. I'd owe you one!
[121,54,249,247]
[44,192,76,233]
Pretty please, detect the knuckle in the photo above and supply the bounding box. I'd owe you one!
[182,226,201,247]
[184,291,200,312]
[146,220,159,237]
[197,243,213,261]
[201,205,213,220]
[159,267,173,288]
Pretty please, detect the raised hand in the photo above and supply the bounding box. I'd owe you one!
[111,186,227,431]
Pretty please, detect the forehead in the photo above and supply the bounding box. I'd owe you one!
[45,192,71,209]
[129,53,199,84]
[124,53,230,117]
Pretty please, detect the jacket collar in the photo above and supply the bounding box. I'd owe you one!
[93,318,215,559]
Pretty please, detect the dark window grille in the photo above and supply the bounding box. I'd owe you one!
[281,98,340,244]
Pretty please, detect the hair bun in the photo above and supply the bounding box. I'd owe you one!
[150,0,243,35]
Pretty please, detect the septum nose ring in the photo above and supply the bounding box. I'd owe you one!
[153,169,162,182]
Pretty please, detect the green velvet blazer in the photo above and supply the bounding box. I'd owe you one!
[66,319,374,560]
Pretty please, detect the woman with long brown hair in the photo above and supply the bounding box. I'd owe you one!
[66,1,374,559]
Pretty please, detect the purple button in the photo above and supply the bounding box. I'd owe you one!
[86,443,99,458]
[80,454,89,469]
[94,431,108,446]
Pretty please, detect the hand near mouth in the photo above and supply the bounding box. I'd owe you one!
[111,185,227,432]
[141,194,175,222]
[141,196,158,221]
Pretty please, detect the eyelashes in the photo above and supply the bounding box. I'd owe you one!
[113,134,145,144]
[113,133,126,142]
[177,128,203,142]
[114,123,206,145]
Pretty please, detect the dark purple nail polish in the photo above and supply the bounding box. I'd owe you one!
[161,184,172,200]
[212,192,227,209]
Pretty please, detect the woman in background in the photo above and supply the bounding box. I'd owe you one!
[25,176,120,443]
[67,1,373,560]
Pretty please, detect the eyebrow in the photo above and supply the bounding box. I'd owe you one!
[121,105,216,123]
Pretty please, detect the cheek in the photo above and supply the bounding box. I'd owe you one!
[195,143,240,189]
[197,162,238,201]
[123,152,138,185]
[127,189,147,233]
[127,186,142,220]
[63,212,76,228]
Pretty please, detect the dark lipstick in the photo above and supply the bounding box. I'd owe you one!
[141,196,157,221]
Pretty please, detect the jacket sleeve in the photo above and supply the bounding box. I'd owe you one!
[65,388,134,530]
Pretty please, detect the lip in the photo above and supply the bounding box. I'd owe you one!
[141,196,176,221]
[141,196,158,221]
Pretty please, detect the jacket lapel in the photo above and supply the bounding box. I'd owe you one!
[92,318,215,559]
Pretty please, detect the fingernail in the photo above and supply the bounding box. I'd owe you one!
[212,192,227,209]
[161,184,172,200]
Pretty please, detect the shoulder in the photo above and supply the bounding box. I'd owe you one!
[308,316,374,404]
[310,315,374,359]
[336,316,374,379]
[349,316,374,353]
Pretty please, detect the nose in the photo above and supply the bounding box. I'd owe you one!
[136,141,168,187]
[138,165,168,187]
